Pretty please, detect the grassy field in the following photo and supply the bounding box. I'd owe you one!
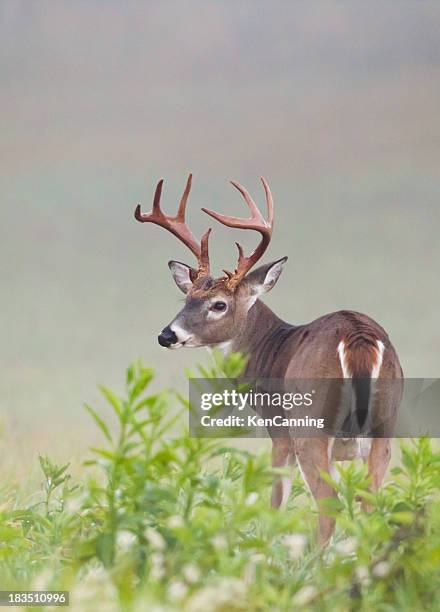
[0,358,439,611]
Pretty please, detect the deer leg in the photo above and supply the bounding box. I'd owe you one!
[271,437,294,508]
[295,438,337,545]
[361,437,391,512]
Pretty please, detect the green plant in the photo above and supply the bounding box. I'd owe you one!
[0,358,439,611]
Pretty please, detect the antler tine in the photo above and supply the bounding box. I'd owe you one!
[202,181,266,231]
[152,178,164,214]
[230,180,261,220]
[201,177,274,286]
[199,228,211,276]
[176,173,192,221]
[135,174,211,277]
[260,176,274,225]
[134,178,165,223]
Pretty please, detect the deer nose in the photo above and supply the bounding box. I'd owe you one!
[158,326,178,348]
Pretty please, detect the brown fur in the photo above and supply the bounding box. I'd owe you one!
[164,267,403,546]
[141,175,403,545]
[189,275,234,298]
[342,310,386,376]
[225,302,402,544]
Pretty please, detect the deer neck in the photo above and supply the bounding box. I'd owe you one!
[224,299,295,377]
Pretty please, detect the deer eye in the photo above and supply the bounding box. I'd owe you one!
[211,301,227,312]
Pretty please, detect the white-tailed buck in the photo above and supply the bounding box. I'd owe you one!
[134,174,403,544]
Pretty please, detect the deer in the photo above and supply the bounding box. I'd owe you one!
[134,174,403,544]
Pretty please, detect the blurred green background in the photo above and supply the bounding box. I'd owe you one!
[1,2,439,469]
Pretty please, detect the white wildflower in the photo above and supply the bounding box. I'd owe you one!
[70,565,118,612]
[355,565,371,586]
[116,529,137,551]
[168,580,188,601]
[133,603,168,612]
[293,585,317,606]
[335,537,358,556]
[211,534,228,550]
[186,577,248,612]
[150,553,166,581]
[244,551,267,586]
[150,565,166,581]
[167,515,184,529]
[64,495,83,514]
[182,563,201,584]
[373,561,390,577]
[32,568,52,591]
[243,560,256,585]
[283,533,307,560]
[245,492,259,506]
[145,527,166,551]
[83,566,108,582]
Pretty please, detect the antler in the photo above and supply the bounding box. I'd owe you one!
[202,177,274,287]
[135,174,211,279]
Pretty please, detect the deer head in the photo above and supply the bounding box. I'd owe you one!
[135,174,287,349]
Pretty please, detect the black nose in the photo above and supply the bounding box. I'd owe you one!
[158,326,178,348]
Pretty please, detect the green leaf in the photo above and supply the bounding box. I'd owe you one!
[99,385,123,418]
[84,403,113,443]
[129,368,154,400]
[96,532,115,567]
[90,447,116,460]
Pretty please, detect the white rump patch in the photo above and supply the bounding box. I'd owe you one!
[371,340,385,378]
[337,339,385,379]
[338,341,351,378]
[336,338,385,437]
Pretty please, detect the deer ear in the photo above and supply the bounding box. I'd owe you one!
[168,261,196,294]
[245,257,288,294]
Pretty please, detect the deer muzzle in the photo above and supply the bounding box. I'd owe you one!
[158,326,178,348]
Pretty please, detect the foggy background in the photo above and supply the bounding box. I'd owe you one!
[1,2,439,464]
